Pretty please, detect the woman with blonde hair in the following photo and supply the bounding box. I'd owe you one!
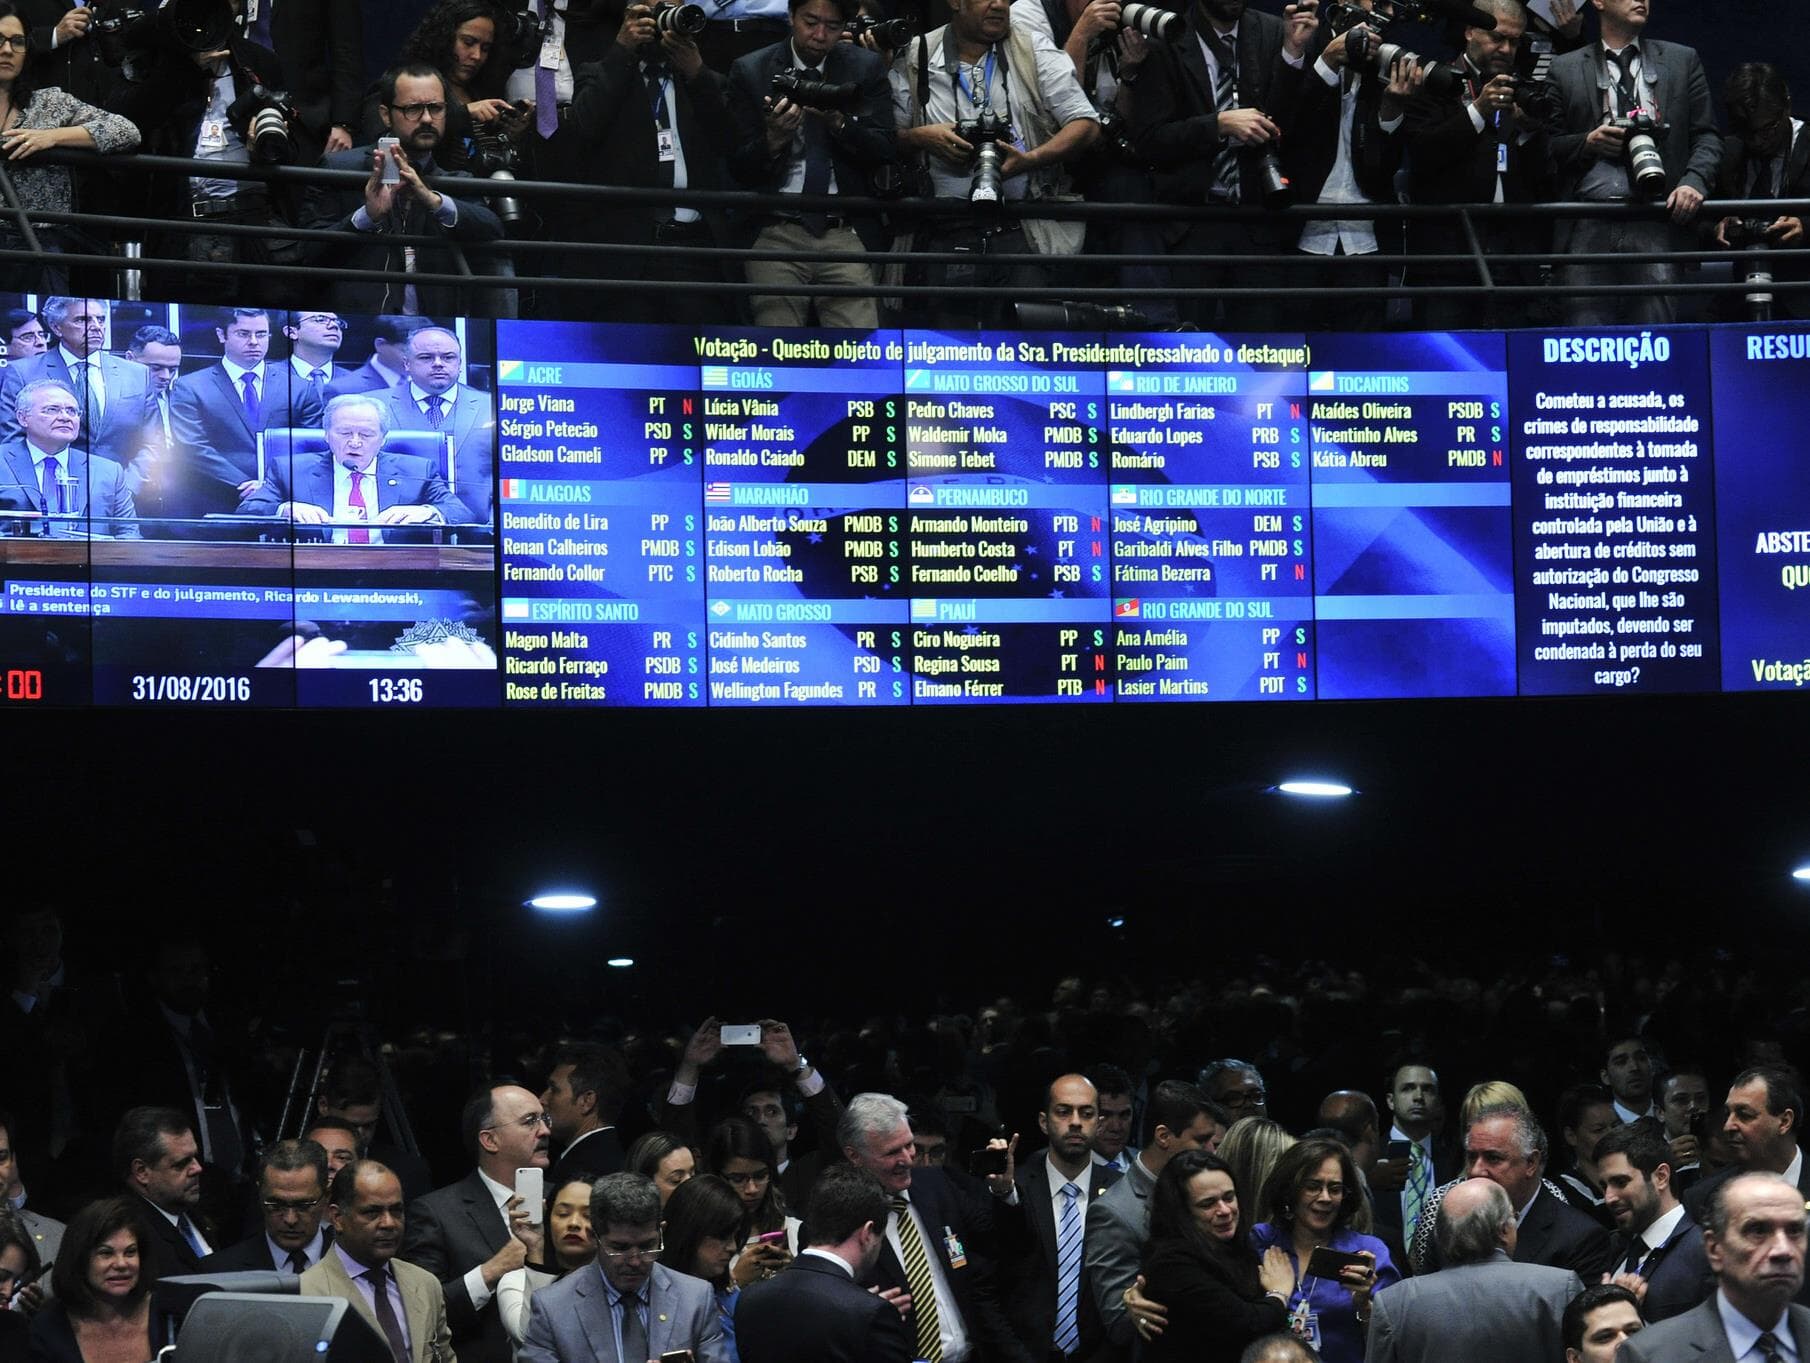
[1218,1118,1297,1236]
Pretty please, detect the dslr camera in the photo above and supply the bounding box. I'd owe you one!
[655,2,709,36]
[1118,2,1181,42]
[226,85,299,164]
[91,0,233,67]
[1609,109,1669,196]
[956,112,1013,205]
[845,14,913,46]
[1322,0,1464,99]
[771,68,861,111]
[496,3,544,68]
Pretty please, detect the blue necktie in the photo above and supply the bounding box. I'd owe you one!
[176,1214,208,1259]
[38,454,61,514]
[1053,1181,1082,1355]
[240,372,261,429]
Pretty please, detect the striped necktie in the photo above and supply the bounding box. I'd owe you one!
[1206,28,1239,201]
[890,1195,943,1363]
[1757,1331,1785,1363]
[1053,1181,1082,1355]
[1403,1144,1430,1240]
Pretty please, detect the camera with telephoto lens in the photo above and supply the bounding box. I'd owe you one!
[845,14,913,46]
[1725,216,1778,321]
[1016,300,1156,328]
[225,85,299,163]
[770,68,862,110]
[654,2,709,35]
[957,112,1013,205]
[92,0,233,66]
[1610,110,1670,196]
[467,135,527,227]
[1323,0,1464,98]
[1118,2,1181,42]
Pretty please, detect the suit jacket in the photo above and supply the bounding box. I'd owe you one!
[0,438,138,539]
[239,450,467,534]
[381,382,493,524]
[1610,1208,1714,1322]
[325,359,403,399]
[1619,1297,1810,1363]
[550,1126,624,1190]
[402,1171,512,1363]
[1510,1184,1615,1283]
[1713,123,1810,317]
[200,1227,333,1275]
[0,349,153,472]
[166,362,326,521]
[1128,6,1302,208]
[1547,38,1722,251]
[1403,61,1550,258]
[1280,57,1402,211]
[128,1194,205,1284]
[866,1168,1016,1363]
[998,1156,1121,1362]
[271,0,366,143]
[737,1253,911,1363]
[1684,1160,1810,1304]
[1363,1251,1581,1363]
[301,1250,456,1363]
[726,39,897,251]
[517,1261,729,1363]
[566,43,733,249]
[17,1207,64,1267]
[296,148,506,318]
[1084,1154,1154,1359]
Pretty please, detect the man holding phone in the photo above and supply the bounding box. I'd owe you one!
[1372,1065,1456,1247]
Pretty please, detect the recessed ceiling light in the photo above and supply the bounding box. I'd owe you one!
[526,893,597,911]
[1792,866,1810,883]
[1276,781,1355,798]
[606,957,634,968]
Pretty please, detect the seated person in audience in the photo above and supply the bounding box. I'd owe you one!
[239,392,468,539]
[626,1131,698,1208]
[499,1176,597,1348]
[0,1207,41,1315]
[115,1107,211,1283]
[198,1139,332,1275]
[28,1197,153,1363]
[0,378,137,538]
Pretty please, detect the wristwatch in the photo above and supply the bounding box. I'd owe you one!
[795,1054,811,1073]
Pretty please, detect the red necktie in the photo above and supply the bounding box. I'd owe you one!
[348,469,371,543]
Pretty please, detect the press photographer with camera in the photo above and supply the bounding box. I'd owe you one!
[892,0,1100,327]
[564,0,733,323]
[726,0,896,326]
[1127,0,1316,329]
[1547,0,1720,325]
[1711,62,1809,322]
[367,0,535,171]
[1401,0,1549,329]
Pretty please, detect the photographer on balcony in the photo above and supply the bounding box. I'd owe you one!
[1710,62,1808,322]
[726,0,897,327]
[892,0,1099,328]
[1546,0,1719,326]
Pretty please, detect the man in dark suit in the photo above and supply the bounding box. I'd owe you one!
[326,316,432,399]
[241,391,468,537]
[1422,1103,1613,1281]
[1547,0,1721,324]
[1619,1171,1810,1363]
[1127,0,1314,329]
[199,1139,333,1276]
[726,0,896,327]
[401,1084,550,1363]
[114,1107,212,1285]
[738,1164,912,1363]
[122,326,182,524]
[380,326,493,525]
[838,1091,1019,1363]
[269,0,366,162]
[994,1074,1121,1363]
[542,1044,629,1191]
[1367,1178,1583,1363]
[562,3,732,324]
[166,307,325,522]
[1711,62,1810,321]
[1684,1067,1810,1244]
[1597,1122,1713,1323]
[0,297,153,473]
[0,379,138,539]
[297,64,506,318]
[1401,0,1547,329]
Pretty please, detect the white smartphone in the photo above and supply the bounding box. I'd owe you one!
[377,135,401,185]
[515,1166,544,1224]
[720,1023,762,1046]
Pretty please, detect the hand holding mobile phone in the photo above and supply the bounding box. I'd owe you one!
[514,1167,544,1225]
[377,135,401,185]
[720,1023,762,1046]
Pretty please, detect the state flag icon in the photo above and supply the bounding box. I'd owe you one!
[501,478,528,499]
[497,359,524,383]
[1309,371,1337,392]
[1108,372,1136,393]
[702,366,730,388]
[502,600,530,620]
[908,484,934,505]
[705,482,732,503]
[1110,485,1138,507]
[910,598,938,620]
[1114,598,1141,619]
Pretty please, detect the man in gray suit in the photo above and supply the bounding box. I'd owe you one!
[0,297,152,470]
[1547,0,1721,324]
[519,1172,728,1363]
[0,380,139,539]
[1083,1080,1221,1360]
[380,327,493,525]
[1619,1171,1810,1363]
[1364,1178,1582,1363]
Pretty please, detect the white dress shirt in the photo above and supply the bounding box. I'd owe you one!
[266,1226,326,1273]
[461,1168,518,1313]
[888,1190,972,1362]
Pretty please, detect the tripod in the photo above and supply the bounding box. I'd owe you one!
[276,1011,422,1159]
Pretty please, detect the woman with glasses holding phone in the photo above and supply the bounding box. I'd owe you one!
[703,1117,798,1289]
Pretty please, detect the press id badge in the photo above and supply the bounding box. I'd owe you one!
[943,1226,967,1270]
[1497,140,1509,174]
[657,127,677,162]
[198,118,227,152]
[243,0,258,20]
[1288,1299,1320,1349]
[539,36,563,69]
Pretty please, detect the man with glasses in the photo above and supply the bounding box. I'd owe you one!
[2,310,47,363]
[0,297,151,475]
[402,1083,550,1363]
[299,62,504,318]
[381,326,494,525]
[284,312,347,406]
[521,1171,729,1363]
[1198,1058,1268,1121]
[201,1139,334,1274]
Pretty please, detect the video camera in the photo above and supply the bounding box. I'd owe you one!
[91,0,234,66]
[771,68,862,111]
[957,112,1013,205]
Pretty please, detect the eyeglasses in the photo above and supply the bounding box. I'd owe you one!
[598,1238,664,1262]
[722,1169,771,1187]
[0,36,29,52]
[298,314,344,328]
[33,404,80,418]
[386,102,447,121]
[485,1112,552,1133]
[261,1197,323,1215]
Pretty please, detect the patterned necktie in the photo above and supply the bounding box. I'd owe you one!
[800,67,833,235]
[890,1196,944,1363]
[240,372,261,429]
[360,1267,409,1363]
[1206,28,1239,201]
[348,469,371,544]
[620,1288,648,1363]
[67,358,89,419]
[1053,1182,1083,1355]
[425,394,446,429]
[38,453,61,514]
[536,0,560,138]
[1403,1144,1430,1241]
[1757,1331,1786,1363]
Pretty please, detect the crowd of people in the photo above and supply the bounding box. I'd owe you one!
[5,899,1810,1363]
[0,0,1798,330]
